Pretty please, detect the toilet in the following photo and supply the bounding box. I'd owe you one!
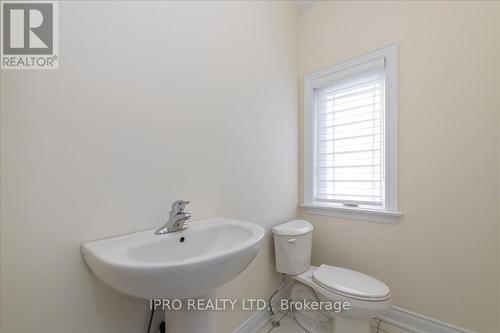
[272,220,392,333]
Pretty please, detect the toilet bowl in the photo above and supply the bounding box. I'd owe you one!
[272,220,392,333]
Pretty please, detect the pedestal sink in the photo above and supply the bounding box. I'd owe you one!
[81,217,265,333]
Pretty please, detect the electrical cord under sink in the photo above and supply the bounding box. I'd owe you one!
[146,308,165,333]
[146,308,155,333]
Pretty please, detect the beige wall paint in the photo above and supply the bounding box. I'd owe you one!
[497,5,500,325]
[0,2,298,332]
[298,2,500,332]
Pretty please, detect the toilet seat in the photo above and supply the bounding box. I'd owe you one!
[312,265,390,302]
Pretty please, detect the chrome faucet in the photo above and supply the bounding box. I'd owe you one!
[155,200,191,234]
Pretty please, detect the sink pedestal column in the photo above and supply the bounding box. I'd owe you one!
[164,292,216,333]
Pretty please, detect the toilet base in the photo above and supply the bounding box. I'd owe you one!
[289,272,390,333]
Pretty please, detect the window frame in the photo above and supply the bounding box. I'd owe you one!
[302,44,401,224]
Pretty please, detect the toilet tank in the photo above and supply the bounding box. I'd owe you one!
[272,220,313,275]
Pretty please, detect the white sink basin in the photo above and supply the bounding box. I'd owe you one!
[82,217,265,300]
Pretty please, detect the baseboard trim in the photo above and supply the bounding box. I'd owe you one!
[231,282,476,333]
[231,281,292,333]
[379,306,477,333]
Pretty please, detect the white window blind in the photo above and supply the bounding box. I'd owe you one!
[314,69,385,207]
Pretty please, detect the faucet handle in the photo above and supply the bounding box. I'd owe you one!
[171,200,190,214]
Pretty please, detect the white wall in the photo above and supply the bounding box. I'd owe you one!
[3,2,500,332]
[298,2,500,332]
[0,2,298,332]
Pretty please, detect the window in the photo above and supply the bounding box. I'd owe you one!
[303,44,401,224]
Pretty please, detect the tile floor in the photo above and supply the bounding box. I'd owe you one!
[258,310,414,333]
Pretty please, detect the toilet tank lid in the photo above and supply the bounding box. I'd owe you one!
[272,220,313,236]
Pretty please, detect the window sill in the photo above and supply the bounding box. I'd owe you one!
[301,204,402,225]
